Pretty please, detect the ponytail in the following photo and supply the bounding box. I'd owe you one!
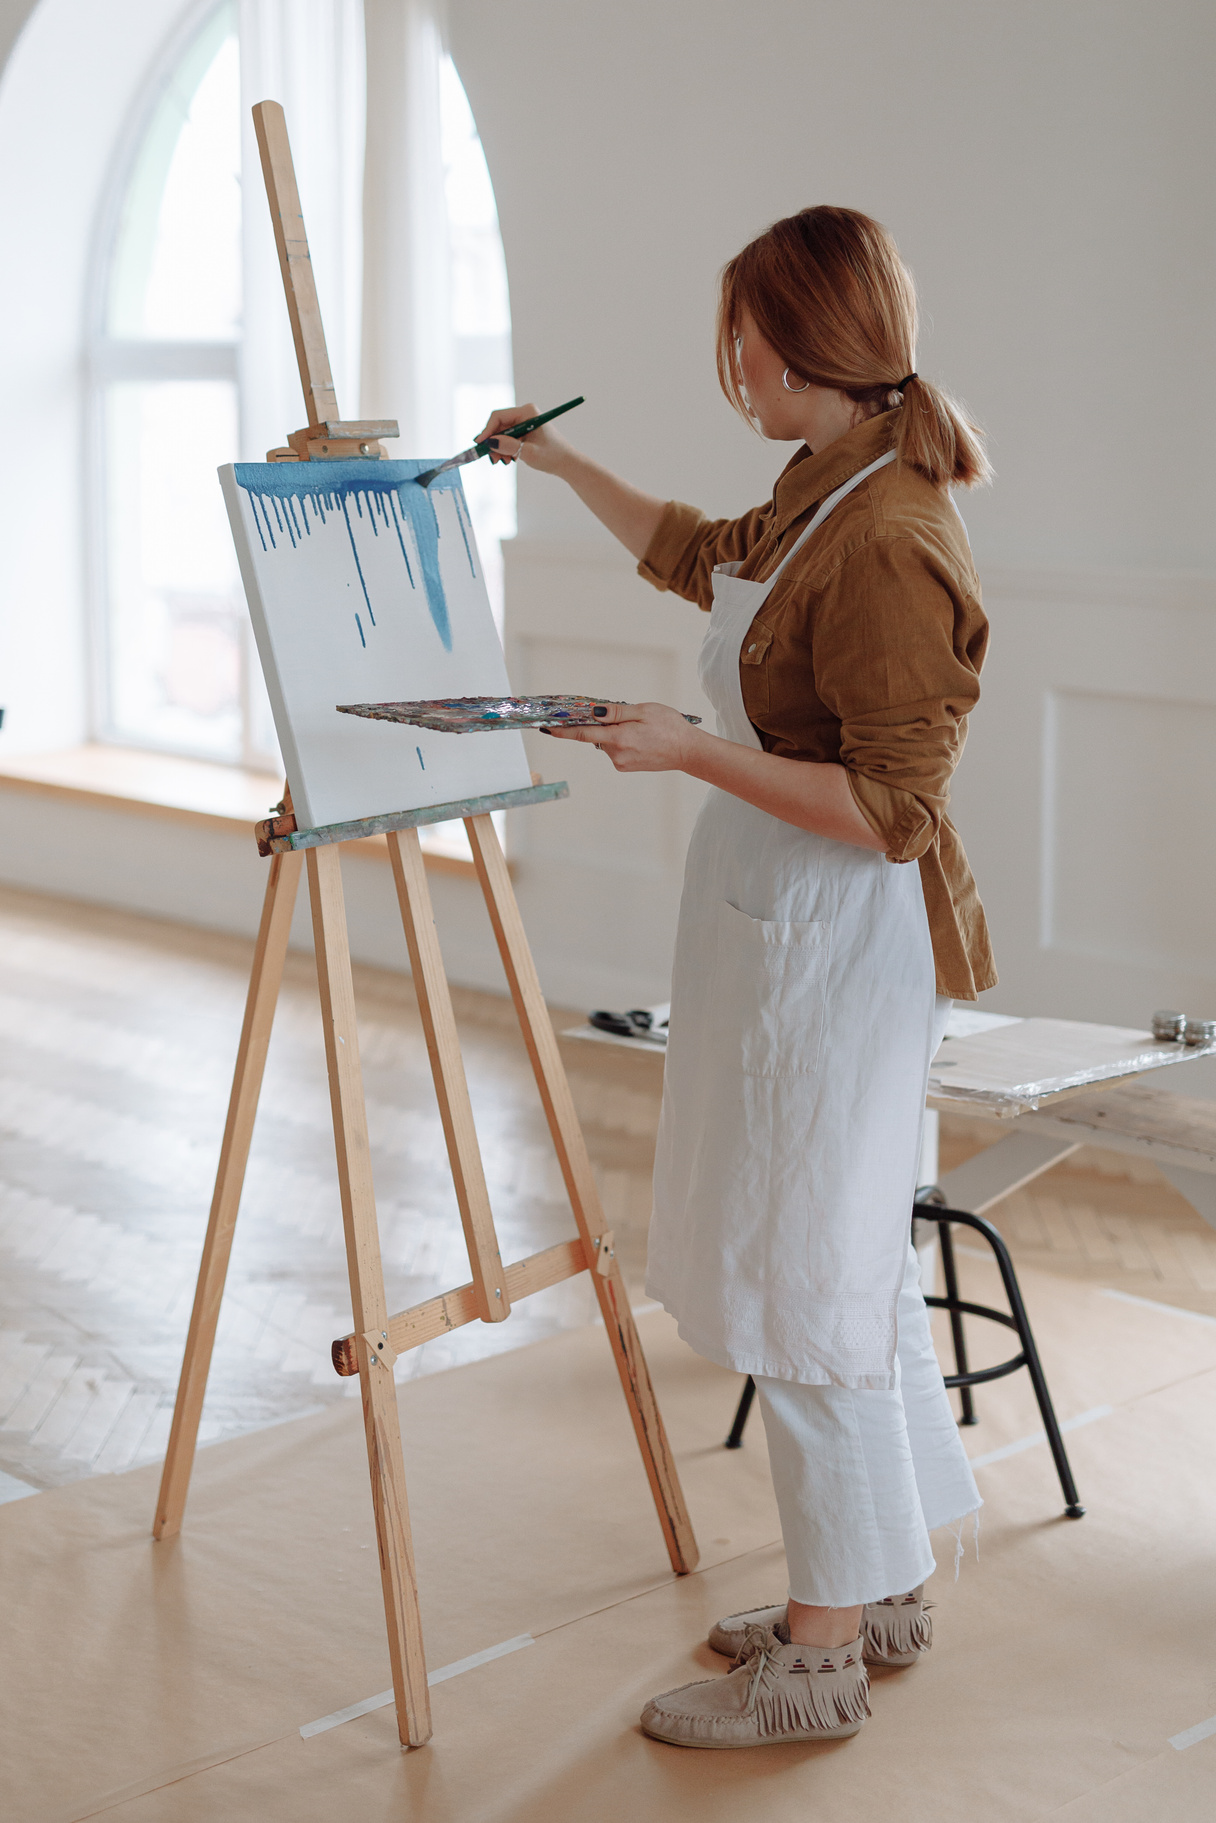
[893,374,991,490]
[718,207,993,490]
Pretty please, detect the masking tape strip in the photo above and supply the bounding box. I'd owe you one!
[1100,1288,1216,1327]
[1171,1713,1216,1751]
[299,1634,535,1739]
[968,1404,1113,1470]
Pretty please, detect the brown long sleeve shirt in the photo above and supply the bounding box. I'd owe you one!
[638,410,996,1001]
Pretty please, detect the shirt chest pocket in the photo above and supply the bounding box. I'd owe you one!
[716,900,831,1077]
[738,623,774,721]
[740,624,774,668]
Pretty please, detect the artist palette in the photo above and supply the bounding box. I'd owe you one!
[337,696,701,732]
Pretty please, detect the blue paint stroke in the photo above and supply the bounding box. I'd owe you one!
[416,746,425,769]
[233,459,470,652]
[452,488,478,580]
[340,496,375,624]
[355,613,366,647]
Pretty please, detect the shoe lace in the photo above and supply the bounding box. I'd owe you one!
[738,1624,781,1713]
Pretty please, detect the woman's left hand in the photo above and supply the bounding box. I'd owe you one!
[542,702,700,773]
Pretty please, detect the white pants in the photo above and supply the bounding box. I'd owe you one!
[756,1240,982,1606]
[754,994,980,1607]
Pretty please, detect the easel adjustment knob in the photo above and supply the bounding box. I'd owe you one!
[362,1328,399,1370]
[594,1231,616,1278]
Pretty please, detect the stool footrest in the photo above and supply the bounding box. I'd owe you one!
[724,1196,1088,1520]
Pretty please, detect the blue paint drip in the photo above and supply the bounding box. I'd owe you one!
[416,746,425,769]
[233,459,465,651]
[387,493,416,586]
[453,489,478,580]
[339,495,375,623]
[355,614,366,647]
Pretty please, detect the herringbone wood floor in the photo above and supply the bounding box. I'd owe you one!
[3,880,1213,1500]
[0,885,648,1495]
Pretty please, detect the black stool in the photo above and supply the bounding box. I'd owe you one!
[724,1187,1085,1519]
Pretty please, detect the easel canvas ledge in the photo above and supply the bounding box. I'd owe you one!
[153,99,697,1752]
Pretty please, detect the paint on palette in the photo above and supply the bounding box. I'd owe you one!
[232,461,480,654]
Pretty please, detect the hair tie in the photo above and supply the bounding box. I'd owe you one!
[895,372,917,392]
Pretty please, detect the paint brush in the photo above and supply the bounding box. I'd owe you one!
[414,397,585,487]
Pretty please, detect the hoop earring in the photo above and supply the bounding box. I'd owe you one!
[782,368,810,393]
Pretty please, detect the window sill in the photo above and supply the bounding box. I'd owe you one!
[0,745,480,878]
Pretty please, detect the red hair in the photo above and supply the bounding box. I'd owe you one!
[717,207,991,489]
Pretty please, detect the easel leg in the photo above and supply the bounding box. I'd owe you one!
[465,815,699,1574]
[155,850,302,1540]
[386,829,509,1322]
[308,846,432,1747]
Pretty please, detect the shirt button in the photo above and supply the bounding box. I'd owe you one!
[747,643,757,653]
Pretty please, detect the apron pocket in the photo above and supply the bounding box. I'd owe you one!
[718,900,831,1077]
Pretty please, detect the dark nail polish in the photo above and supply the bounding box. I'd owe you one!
[489,437,500,448]
[593,705,608,718]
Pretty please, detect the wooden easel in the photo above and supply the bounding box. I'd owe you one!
[153,101,697,1750]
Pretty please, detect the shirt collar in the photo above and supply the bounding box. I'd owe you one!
[770,409,899,536]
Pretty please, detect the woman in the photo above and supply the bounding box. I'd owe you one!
[479,206,995,1750]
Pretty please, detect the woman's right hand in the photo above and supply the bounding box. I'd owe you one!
[474,404,666,560]
[475,403,570,475]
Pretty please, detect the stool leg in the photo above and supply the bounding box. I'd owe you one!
[974,1216,1085,1519]
[938,1219,978,1425]
[725,1375,756,1449]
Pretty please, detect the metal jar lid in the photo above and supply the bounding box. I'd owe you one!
[1152,1009,1187,1041]
[1184,1018,1216,1047]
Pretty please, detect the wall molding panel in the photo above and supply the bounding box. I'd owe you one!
[950,566,1216,1023]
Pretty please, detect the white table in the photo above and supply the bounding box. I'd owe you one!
[561,1009,1216,1233]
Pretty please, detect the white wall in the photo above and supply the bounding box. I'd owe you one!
[453,0,1215,565]
[448,0,1216,1017]
[1,0,1213,1019]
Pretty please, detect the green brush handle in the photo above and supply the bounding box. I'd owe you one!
[473,395,584,455]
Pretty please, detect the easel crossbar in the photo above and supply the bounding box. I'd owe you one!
[331,1237,589,1374]
[261,781,568,854]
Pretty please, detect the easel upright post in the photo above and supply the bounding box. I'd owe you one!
[251,100,399,463]
[252,101,338,428]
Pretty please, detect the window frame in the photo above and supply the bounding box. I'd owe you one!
[83,0,263,768]
[84,13,517,806]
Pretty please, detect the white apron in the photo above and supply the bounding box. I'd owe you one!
[647,451,941,1391]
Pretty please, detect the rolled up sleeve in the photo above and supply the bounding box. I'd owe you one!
[638,500,772,611]
[812,538,986,863]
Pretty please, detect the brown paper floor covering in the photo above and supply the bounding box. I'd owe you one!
[5,1253,1216,1823]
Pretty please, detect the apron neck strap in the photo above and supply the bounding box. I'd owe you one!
[768,448,897,584]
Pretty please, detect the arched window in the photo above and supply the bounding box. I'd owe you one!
[441,55,515,629]
[90,9,514,771]
[90,3,255,765]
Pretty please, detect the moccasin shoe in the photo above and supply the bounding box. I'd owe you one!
[708,1586,931,1670]
[862,1588,933,1667]
[640,1626,869,1749]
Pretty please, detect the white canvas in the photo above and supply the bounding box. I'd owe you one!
[219,458,533,829]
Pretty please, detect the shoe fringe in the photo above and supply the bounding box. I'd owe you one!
[863,1597,932,1663]
[746,1644,871,1739]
